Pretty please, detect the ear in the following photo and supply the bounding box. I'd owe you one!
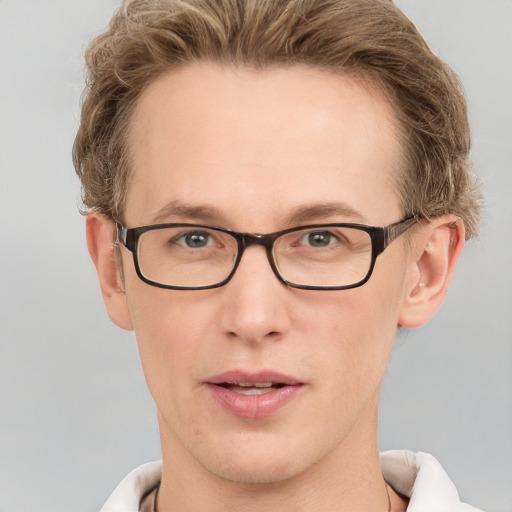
[86,212,133,331]
[398,215,465,329]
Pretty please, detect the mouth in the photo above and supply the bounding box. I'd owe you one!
[206,371,304,418]
[217,382,287,395]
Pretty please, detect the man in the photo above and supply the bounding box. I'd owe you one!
[73,0,482,510]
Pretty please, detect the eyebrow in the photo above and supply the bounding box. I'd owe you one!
[151,200,366,227]
[284,202,366,225]
[151,201,223,224]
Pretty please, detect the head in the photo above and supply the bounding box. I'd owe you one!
[76,0,481,491]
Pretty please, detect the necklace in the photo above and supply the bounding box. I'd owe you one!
[153,481,392,511]
[386,482,392,512]
[153,482,160,512]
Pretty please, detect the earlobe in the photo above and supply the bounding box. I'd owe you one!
[86,213,134,331]
[398,216,465,329]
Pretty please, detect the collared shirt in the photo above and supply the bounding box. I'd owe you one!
[100,450,484,511]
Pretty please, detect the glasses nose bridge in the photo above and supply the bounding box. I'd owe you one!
[236,231,278,269]
[239,231,276,251]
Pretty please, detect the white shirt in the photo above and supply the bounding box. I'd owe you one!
[100,450,484,511]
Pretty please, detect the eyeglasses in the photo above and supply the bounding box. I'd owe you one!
[116,217,416,291]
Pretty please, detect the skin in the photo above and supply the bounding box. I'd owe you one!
[87,64,464,511]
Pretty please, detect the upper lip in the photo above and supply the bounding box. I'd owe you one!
[207,370,302,386]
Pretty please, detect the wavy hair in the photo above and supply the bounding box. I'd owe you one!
[73,0,481,237]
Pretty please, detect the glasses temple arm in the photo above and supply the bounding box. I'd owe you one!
[383,217,417,247]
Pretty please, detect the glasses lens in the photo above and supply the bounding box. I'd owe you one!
[137,226,238,288]
[273,226,373,288]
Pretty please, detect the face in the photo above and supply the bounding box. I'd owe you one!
[118,64,413,483]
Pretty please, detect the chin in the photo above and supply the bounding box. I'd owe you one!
[193,433,323,486]
[205,457,304,486]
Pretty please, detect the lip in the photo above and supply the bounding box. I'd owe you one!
[205,370,304,419]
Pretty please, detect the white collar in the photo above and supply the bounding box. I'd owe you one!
[381,450,482,511]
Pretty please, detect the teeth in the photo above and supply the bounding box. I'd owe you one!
[224,382,278,395]
[238,382,273,388]
[232,387,273,395]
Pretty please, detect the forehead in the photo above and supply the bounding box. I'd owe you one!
[125,64,404,228]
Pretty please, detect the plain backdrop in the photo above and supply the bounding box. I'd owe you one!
[0,1,511,511]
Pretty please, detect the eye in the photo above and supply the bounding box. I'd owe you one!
[301,230,338,247]
[174,230,214,248]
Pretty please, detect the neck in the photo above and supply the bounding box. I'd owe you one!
[155,397,393,512]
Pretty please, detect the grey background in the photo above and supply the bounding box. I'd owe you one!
[0,1,510,511]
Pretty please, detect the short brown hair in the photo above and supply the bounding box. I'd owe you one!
[73,0,482,237]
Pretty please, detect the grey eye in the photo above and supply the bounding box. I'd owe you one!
[306,231,333,247]
[177,231,212,248]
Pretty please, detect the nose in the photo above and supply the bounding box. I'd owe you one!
[218,245,292,345]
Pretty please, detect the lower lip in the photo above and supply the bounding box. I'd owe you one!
[206,383,303,419]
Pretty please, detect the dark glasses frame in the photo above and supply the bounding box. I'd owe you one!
[116,216,416,291]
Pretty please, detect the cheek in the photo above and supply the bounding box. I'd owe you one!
[302,260,407,391]
[313,296,394,383]
[124,286,209,399]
